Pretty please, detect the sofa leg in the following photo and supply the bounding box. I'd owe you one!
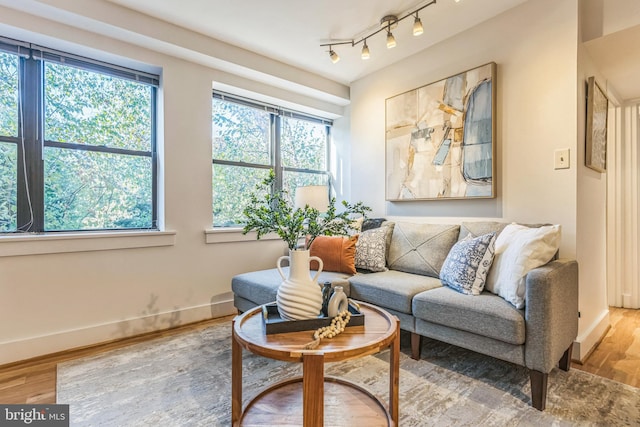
[559,344,573,371]
[411,333,421,360]
[529,370,548,411]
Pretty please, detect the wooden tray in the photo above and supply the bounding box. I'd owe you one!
[262,302,364,335]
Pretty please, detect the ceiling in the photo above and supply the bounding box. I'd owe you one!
[2,0,639,101]
[105,0,527,85]
[582,0,640,102]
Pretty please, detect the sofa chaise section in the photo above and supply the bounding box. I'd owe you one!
[412,258,578,410]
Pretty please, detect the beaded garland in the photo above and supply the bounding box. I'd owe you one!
[303,310,351,350]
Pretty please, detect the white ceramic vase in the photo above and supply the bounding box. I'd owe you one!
[276,249,324,320]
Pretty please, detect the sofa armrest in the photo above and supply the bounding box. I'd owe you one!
[524,259,579,373]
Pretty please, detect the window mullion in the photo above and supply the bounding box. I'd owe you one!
[326,125,332,199]
[44,140,151,157]
[273,113,282,193]
[151,86,158,229]
[16,56,44,232]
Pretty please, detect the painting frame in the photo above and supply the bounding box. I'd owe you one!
[585,76,608,173]
[385,62,496,201]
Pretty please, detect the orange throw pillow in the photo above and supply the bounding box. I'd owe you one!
[309,235,359,275]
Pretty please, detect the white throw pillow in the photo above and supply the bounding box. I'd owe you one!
[485,223,561,309]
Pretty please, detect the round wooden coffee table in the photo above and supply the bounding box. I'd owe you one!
[231,301,400,427]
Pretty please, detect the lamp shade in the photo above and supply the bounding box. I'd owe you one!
[361,42,370,60]
[329,49,340,64]
[386,31,396,49]
[295,185,329,212]
[413,17,424,36]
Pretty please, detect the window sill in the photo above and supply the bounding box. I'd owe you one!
[205,228,280,244]
[0,230,176,257]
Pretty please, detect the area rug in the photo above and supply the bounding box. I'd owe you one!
[57,321,639,426]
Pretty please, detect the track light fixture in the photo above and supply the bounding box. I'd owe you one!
[413,13,424,36]
[320,0,436,62]
[329,47,340,63]
[386,30,396,48]
[361,40,370,60]
[382,15,398,49]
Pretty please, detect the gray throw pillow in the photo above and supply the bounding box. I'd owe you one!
[440,232,497,295]
[458,221,507,241]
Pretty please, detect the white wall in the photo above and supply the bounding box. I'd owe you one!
[349,0,607,359]
[351,0,578,253]
[0,5,342,364]
[574,43,611,361]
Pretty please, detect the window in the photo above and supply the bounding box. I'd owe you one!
[0,38,159,233]
[212,93,331,227]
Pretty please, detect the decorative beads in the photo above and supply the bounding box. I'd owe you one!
[303,310,351,349]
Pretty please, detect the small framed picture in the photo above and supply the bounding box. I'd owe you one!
[585,76,608,173]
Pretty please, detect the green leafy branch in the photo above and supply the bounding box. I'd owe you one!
[242,170,371,250]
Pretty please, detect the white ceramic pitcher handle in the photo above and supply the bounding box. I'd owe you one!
[310,256,323,282]
[276,256,289,281]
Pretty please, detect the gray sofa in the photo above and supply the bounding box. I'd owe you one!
[231,221,579,411]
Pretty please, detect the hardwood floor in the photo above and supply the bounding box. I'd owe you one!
[1,308,638,405]
[572,307,640,388]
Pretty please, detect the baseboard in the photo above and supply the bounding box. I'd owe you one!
[0,298,236,365]
[572,309,610,363]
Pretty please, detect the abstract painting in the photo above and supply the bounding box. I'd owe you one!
[385,62,496,200]
[585,76,607,173]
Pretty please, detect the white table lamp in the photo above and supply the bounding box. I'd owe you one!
[295,185,329,212]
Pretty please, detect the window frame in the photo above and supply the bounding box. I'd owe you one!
[212,91,332,228]
[0,37,160,234]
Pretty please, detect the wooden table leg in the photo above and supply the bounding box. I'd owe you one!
[389,319,400,426]
[302,352,324,427]
[231,319,242,426]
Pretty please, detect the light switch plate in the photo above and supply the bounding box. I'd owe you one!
[554,149,570,169]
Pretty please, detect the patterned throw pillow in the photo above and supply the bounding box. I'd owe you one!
[440,232,497,295]
[355,226,393,272]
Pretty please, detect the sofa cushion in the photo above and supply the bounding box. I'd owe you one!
[388,222,460,277]
[349,270,442,314]
[412,286,526,345]
[231,268,351,307]
[485,223,561,309]
[440,232,497,295]
[309,235,358,275]
[355,224,394,272]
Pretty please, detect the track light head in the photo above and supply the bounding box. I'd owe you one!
[329,48,340,64]
[386,31,396,49]
[380,15,398,49]
[361,40,370,60]
[413,15,424,36]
